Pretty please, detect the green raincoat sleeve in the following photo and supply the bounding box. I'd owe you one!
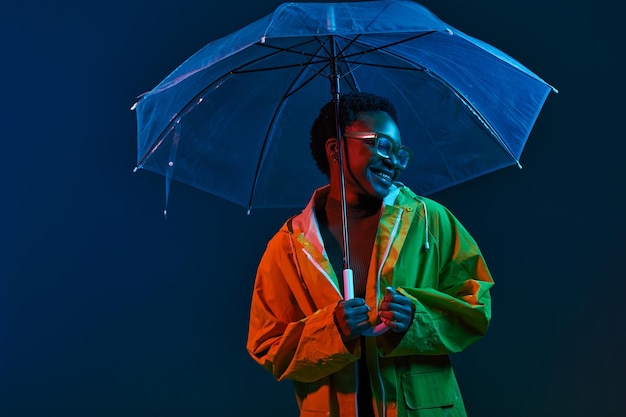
[378,192,494,357]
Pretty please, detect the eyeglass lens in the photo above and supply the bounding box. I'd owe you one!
[377,137,410,167]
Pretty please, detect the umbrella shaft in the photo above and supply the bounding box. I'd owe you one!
[329,37,350,271]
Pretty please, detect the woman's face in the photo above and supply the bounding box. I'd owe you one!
[334,111,404,202]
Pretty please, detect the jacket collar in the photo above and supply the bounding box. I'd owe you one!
[290,183,405,243]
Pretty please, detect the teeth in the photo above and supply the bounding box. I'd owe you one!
[371,168,392,181]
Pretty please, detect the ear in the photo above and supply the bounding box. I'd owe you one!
[325,138,338,158]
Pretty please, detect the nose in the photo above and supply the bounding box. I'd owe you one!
[380,155,400,175]
[383,152,402,168]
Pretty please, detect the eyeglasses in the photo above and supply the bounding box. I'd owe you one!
[343,131,412,169]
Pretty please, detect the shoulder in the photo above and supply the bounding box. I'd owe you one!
[266,208,310,246]
[392,184,452,215]
[392,185,468,234]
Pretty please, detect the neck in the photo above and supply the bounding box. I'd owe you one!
[326,192,381,219]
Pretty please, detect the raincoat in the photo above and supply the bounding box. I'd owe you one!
[247,184,494,417]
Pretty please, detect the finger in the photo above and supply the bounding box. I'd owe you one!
[344,297,367,306]
[379,309,411,330]
[381,287,409,306]
[382,286,397,303]
[354,320,373,335]
[379,298,410,313]
[378,310,394,321]
[345,306,371,320]
[379,316,400,331]
[385,286,400,295]
[345,313,371,327]
[345,305,371,320]
[381,297,412,311]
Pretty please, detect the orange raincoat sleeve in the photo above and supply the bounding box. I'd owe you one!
[247,228,358,383]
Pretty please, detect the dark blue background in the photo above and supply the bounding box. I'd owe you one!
[1,1,623,416]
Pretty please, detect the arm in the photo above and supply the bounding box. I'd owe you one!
[379,202,494,356]
[246,232,359,382]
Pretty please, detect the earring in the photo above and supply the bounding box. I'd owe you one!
[331,153,338,163]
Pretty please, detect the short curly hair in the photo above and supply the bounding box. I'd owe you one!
[309,92,398,177]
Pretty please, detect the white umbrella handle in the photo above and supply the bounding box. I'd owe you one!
[343,269,389,336]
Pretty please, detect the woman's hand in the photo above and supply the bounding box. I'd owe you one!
[334,298,372,340]
[378,287,414,333]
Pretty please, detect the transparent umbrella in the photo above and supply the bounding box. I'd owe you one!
[132,0,557,334]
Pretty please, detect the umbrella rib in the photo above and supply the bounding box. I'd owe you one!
[322,32,437,93]
[298,35,361,94]
[282,43,331,98]
[246,41,331,210]
[232,60,328,74]
[329,35,362,93]
[279,36,346,98]
[231,33,436,81]
[241,33,434,74]
[338,31,437,59]
[422,74,520,164]
[135,79,228,169]
[245,99,291,212]
[336,34,520,164]
[137,40,327,169]
[328,32,433,82]
[230,40,331,76]
[256,39,326,58]
[340,60,425,71]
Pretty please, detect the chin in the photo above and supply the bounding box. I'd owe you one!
[371,186,390,200]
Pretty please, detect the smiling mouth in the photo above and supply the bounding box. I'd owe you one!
[370,167,393,183]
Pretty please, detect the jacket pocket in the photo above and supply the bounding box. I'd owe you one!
[401,367,460,411]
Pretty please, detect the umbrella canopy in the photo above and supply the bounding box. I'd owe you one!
[132,0,556,212]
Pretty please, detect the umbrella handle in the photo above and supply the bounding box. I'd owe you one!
[342,269,390,336]
[363,322,391,336]
[342,268,355,299]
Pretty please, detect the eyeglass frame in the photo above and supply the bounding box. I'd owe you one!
[342,131,413,169]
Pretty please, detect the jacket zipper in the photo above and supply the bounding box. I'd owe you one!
[373,209,403,417]
[300,248,342,297]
